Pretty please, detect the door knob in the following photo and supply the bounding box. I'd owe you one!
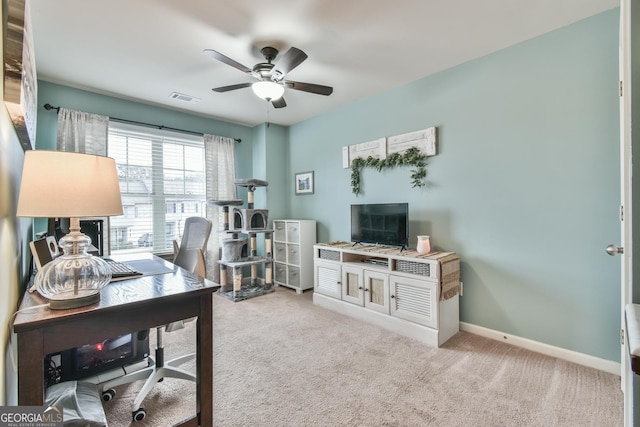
[606,244,624,256]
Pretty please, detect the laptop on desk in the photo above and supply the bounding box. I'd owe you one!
[103,258,143,280]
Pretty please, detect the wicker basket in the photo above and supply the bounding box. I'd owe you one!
[396,260,430,276]
[319,249,340,261]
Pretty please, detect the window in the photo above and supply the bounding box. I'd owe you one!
[107,122,206,254]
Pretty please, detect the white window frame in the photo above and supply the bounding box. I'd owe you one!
[107,121,206,255]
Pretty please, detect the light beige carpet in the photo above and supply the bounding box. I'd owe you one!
[104,287,623,426]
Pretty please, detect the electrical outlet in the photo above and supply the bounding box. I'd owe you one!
[460,281,463,296]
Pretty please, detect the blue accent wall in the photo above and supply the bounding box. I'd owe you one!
[287,10,621,361]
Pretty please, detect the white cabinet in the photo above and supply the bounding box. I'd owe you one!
[273,220,316,294]
[313,242,460,347]
[389,274,437,328]
[338,266,390,314]
[364,270,390,314]
[341,264,364,305]
[314,260,342,298]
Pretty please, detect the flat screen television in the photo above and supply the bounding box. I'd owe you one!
[351,203,409,248]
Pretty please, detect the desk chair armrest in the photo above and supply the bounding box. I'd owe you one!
[173,240,180,262]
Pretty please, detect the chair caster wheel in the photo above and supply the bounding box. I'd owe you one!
[132,408,146,422]
[102,389,116,402]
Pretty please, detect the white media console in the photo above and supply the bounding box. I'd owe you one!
[313,241,461,347]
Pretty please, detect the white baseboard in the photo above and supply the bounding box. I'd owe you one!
[460,322,621,376]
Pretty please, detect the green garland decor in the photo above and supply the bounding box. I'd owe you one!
[350,146,427,196]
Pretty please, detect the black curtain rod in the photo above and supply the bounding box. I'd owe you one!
[43,103,241,143]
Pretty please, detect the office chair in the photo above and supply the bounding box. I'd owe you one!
[101,216,212,422]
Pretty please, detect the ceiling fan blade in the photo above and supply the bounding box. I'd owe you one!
[271,47,308,81]
[212,82,252,93]
[284,80,333,96]
[272,97,287,109]
[203,49,252,74]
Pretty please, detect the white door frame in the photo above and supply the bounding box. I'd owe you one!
[618,1,633,425]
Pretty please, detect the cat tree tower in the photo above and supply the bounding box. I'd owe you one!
[209,178,274,302]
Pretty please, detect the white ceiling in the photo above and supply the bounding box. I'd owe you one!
[28,0,619,128]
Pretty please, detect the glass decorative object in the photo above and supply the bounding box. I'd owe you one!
[35,219,112,309]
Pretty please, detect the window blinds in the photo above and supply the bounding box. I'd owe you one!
[107,121,206,254]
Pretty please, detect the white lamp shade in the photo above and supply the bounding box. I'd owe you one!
[17,150,123,218]
[251,81,285,101]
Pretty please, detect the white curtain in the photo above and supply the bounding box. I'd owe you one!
[56,108,110,252]
[56,108,109,155]
[204,134,236,282]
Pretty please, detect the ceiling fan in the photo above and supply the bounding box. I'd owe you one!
[203,46,333,109]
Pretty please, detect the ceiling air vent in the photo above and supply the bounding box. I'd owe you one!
[169,92,200,104]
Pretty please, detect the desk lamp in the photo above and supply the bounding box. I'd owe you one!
[17,150,123,309]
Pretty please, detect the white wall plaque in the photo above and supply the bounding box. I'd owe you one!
[342,137,386,168]
[343,127,437,168]
[387,127,436,157]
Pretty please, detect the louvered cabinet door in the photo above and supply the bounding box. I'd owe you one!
[389,275,438,329]
[314,260,342,298]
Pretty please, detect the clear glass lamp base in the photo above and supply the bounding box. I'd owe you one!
[35,229,112,309]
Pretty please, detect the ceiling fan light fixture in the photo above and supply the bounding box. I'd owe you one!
[252,81,285,101]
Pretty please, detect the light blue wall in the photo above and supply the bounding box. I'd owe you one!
[244,123,287,221]
[264,124,288,221]
[287,10,621,361]
[36,80,254,175]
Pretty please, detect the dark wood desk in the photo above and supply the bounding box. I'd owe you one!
[13,253,219,427]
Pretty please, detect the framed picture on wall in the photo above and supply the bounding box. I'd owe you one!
[295,171,314,195]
